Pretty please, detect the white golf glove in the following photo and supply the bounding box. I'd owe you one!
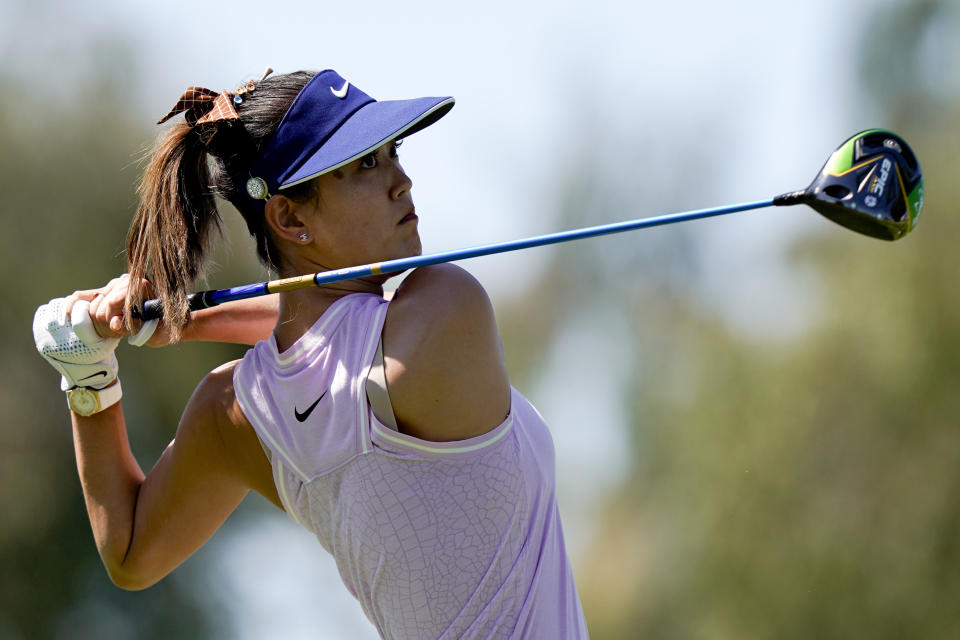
[34,298,121,390]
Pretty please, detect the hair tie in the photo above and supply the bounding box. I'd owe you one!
[157,69,273,127]
[157,87,238,127]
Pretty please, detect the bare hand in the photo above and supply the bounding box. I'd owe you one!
[65,275,170,346]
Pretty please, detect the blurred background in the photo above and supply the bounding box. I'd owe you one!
[2,0,958,637]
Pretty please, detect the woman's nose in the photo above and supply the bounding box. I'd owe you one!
[390,164,412,200]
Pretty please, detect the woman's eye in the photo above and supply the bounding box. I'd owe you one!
[359,153,378,169]
[390,140,403,158]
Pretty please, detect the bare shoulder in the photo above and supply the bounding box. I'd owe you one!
[390,263,493,323]
[387,264,499,368]
[192,360,239,409]
[184,361,243,434]
[383,264,511,441]
[182,360,281,509]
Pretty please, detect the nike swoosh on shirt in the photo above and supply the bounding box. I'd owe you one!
[294,390,328,422]
[79,371,109,381]
[330,81,349,99]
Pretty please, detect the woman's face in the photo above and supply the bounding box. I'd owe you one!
[301,140,421,270]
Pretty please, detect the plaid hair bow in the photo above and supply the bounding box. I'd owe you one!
[157,87,238,127]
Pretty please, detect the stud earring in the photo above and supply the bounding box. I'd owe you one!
[298,232,309,243]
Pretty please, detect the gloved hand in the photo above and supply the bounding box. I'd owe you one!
[33,298,120,390]
[67,274,159,347]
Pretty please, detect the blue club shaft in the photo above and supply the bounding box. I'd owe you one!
[138,198,775,320]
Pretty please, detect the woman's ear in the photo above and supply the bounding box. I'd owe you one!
[264,195,311,244]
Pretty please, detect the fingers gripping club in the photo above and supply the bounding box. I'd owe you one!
[33,298,121,390]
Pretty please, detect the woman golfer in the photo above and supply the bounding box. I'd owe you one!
[34,69,588,638]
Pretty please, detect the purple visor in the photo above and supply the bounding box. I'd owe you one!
[248,70,454,196]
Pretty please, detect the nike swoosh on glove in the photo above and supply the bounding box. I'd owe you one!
[34,298,120,390]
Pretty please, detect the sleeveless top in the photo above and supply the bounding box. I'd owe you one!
[233,293,588,639]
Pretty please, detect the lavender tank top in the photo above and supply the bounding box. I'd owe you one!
[234,293,588,639]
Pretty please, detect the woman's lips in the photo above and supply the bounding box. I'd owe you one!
[399,211,418,224]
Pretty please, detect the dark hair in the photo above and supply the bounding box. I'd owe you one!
[125,71,317,339]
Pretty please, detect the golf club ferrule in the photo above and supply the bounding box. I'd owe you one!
[773,190,808,207]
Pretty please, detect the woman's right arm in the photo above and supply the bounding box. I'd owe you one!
[155,295,278,346]
[67,274,278,347]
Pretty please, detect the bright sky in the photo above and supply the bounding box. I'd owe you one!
[5,0,887,635]
[6,0,878,305]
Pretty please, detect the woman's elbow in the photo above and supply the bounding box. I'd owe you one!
[103,558,165,591]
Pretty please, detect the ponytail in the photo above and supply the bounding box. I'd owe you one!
[125,70,317,340]
[125,122,219,340]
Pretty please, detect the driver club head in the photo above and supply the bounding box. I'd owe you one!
[775,130,924,240]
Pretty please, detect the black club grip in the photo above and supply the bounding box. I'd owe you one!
[131,291,215,321]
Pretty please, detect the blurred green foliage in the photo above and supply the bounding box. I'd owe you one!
[0,52,269,640]
[582,119,960,639]
[502,3,959,638]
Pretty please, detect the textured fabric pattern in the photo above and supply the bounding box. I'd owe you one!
[234,293,588,638]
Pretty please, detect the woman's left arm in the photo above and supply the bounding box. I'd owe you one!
[72,362,278,590]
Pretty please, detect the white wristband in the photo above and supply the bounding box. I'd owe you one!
[128,318,159,347]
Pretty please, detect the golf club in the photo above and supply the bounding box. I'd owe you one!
[134,129,924,321]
